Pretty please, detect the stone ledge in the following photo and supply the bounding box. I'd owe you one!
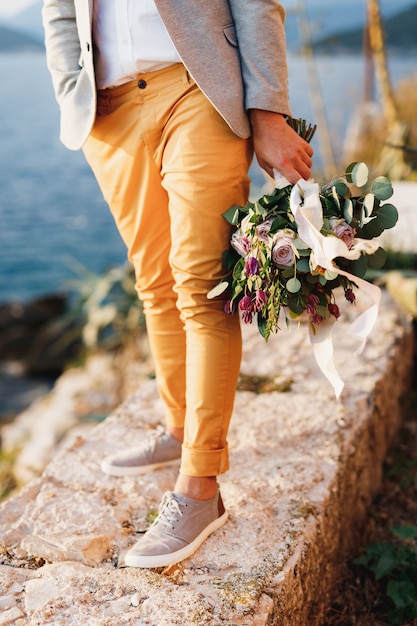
[0,292,413,625]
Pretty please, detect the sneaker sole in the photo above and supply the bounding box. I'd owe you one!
[124,510,229,568]
[100,457,180,477]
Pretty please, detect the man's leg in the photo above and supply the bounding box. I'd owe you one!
[82,67,188,442]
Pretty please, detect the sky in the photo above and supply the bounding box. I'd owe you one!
[0,0,35,18]
[0,0,415,24]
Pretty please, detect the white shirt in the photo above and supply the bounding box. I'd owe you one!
[93,0,181,89]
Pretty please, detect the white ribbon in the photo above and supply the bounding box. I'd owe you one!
[282,176,381,398]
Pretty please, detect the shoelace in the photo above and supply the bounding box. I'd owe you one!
[156,492,188,531]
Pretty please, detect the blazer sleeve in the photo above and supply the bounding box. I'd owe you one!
[228,0,291,117]
[42,0,82,105]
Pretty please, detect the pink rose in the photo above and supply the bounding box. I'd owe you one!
[330,219,356,249]
[255,218,274,243]
[272,236,295,267]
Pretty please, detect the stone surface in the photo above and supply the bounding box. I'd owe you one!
[0,291,413,625]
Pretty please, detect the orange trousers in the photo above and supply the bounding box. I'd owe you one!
[83,63,252,476]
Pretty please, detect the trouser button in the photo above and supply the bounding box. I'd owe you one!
[137,79,147,89]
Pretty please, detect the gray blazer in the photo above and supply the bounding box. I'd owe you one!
[42,0,292,151]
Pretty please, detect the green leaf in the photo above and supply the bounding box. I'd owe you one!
[222,248,239,270]
[374,551,398,580]
[286,277,301,293]
[335,181,349,198]
[282,267,294,278]
[375,203,399,230]
[207,281,229,299]
[366,247,387,270]
[223,205,242,225]
[391,525,417,540]
[232,258,245,280]
[316,304,329,317]
[351,162,369,187]
[360,217,385,239]
[349,254,368,278]
[287,292,306,314]
[257,313,269,340]
[372,176,394,201]
[387,580,417,609]
[344,198,353,224]
[296,258,310,272]
[331,186,341,209]
[363,193,375,217]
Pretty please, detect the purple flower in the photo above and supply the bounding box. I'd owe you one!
[328,303,341,319]
[244,256,259,276]
[231,233,252,257]
[345,288,356,303]
[306,293,320,316]
[224,300,235,315]
[254,289,268,312]
[310,313,324,326]
[255,218,274,243]
[238,295,254,324]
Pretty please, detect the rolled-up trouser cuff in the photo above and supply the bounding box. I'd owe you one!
[180,442,229,477]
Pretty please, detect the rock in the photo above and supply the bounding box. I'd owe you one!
[0,294,79,375]
[0,606,24,626]
[1,353,123,485]
[0,291,413,624]
[24,578,60,613]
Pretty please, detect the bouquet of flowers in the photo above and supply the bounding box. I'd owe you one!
[208,118,399,396]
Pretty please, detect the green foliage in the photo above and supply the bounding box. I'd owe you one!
[63,260,145,353]
[354,525,417,624]
[0,449,17,502]
[209,151,398,341]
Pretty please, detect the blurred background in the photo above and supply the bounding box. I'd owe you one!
[0,0,416,414]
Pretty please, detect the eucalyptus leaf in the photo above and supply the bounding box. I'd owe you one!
[363,193,375,217]
[331,186,341,209]
[282,267,294,278]
[375,203,398,229]
[349,254,368,278]
[358,205,365,228]
[351,162,369,187]
[366,247,387,270]
[344,198,353,224]
[360,216,385,239]
[335,181,349,198]
[371,176,393,201]
[286,277,301,293]
[296,258,310,272]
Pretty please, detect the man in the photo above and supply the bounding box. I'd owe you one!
[42,0,313,569]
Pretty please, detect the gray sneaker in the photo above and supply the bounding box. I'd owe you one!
[124,489,228,568]
[100,427,182,477]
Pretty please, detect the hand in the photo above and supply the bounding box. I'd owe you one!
[249,110,314,183]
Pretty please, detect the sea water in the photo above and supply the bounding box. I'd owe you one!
[1,49,416,304]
